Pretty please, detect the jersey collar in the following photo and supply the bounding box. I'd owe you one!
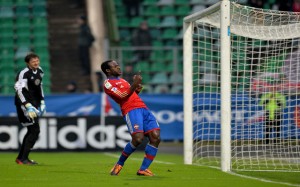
[108,77,120,80]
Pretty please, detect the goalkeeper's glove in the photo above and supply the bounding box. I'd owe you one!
[39,100,46,116]
[25,103,40,119]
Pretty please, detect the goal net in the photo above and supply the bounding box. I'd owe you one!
[184,0,300,172]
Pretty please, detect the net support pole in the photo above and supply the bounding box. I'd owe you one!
[183,20,193,165]
[183,0,221,166]
[220,0,231,172]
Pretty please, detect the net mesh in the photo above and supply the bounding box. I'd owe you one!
[191,2,300,171]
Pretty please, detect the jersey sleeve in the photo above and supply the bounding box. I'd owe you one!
[40,84,45,101]
[39,68,45,101]
[14,71,30,105]
[104,80,131,99]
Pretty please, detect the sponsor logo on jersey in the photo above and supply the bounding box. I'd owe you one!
[111,87,117,92]
[104,81,112,89]
[134,124,139,129]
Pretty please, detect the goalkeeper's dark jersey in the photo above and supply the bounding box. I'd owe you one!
[14,66,45,108]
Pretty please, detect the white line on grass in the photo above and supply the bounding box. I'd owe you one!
[195,164,300,187]
[103,152,175,165]
[228,171,300,187]
[104,153,299,186]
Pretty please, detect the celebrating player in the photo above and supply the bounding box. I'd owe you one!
[14,53,46,165]
[101,60,161,176]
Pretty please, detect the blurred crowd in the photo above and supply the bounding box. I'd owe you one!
[247,0,300,12]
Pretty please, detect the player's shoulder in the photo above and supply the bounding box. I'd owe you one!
[38,66,44,73]
[17,67,30,77]
[21,67,30,73]
[119,78,127,83]
[104,79,113,89]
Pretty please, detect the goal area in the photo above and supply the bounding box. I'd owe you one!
[183,0,300,172]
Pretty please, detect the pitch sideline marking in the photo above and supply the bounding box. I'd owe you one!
[104,152,299,186]
[228,171,300,187]
[196,165,300,187]
[103,152,175,165]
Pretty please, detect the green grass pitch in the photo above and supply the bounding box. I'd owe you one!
[0,152,299,187]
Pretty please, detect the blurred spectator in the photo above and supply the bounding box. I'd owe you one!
[122,64,135,83]
[84,87,92,93]
[122,0,141,18]
[132,21,152,61]
[96,72,104,92]
[282,47,300,84]
[66,81,78,93]
[247,0,264,8]
[69,0,84,9]
[276,0,293,11]
[77,15,95,75]
[293,0,300,12]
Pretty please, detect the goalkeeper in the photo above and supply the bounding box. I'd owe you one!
[101,60,160,176]
[14,53,46,165]
[259,88,286,144]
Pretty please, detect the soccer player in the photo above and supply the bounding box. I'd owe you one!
[14,53,46,165]
[101,60,161,176]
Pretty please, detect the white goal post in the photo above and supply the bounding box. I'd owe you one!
[184,0,300,172]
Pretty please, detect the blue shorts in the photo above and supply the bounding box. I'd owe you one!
[124,108,160,135]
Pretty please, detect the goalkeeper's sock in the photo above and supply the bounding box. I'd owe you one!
[140,144,158,171]
[117,142,136,166]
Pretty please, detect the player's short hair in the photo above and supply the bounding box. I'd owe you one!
[24,53,39,63]
[101,60,114,76]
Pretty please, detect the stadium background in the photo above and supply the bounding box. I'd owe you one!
[0,0,253,95]
[1,0,298,151]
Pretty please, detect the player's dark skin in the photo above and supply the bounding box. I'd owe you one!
[105,61,161,148]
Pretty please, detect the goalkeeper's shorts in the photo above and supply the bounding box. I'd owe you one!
[124,108,160,135]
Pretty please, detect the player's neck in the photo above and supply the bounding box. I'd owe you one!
[107,75,119,79]
[28,66,38,72]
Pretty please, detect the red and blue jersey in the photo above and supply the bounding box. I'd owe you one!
[103,78,147,115]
